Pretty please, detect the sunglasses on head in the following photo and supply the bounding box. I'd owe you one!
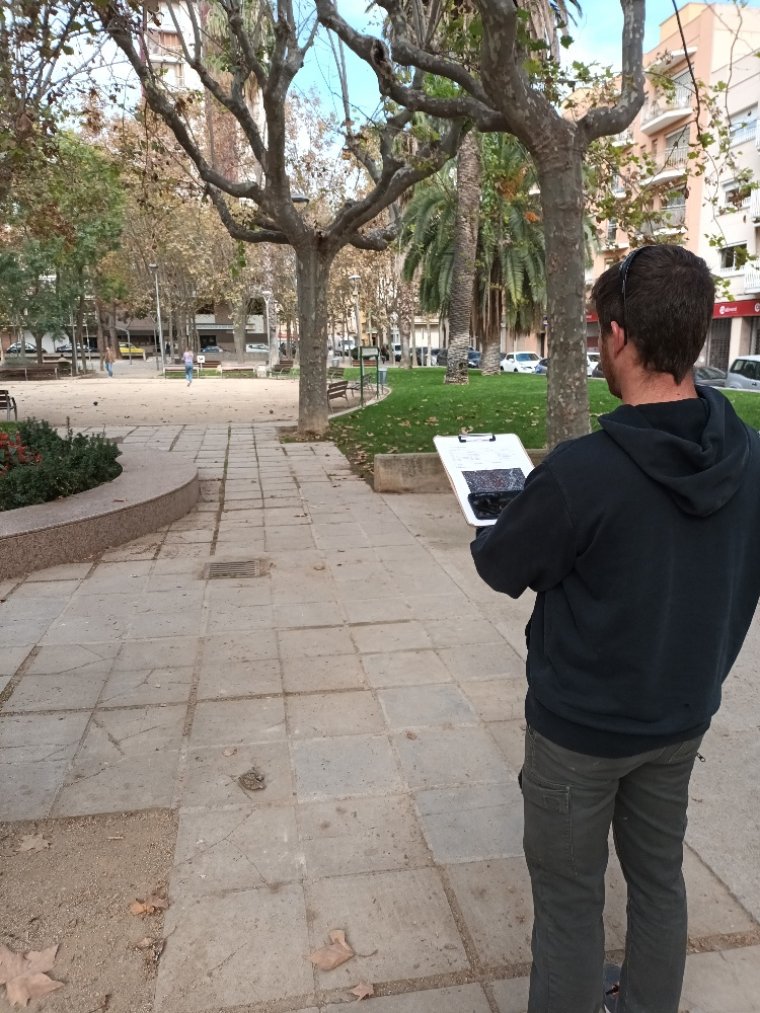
[617,246,650,342]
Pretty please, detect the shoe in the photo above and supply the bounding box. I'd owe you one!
[603,962,621,1013]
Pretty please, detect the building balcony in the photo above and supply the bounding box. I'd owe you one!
[640,83,692,135]
[639,203,687,237]
[745,262,760,294]
[642,146,689,187]
[751,188,760,223]
[195,314,216,324]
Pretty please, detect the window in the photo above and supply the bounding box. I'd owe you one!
[720,244,747,271]
[722,179,752,211]
[606,220,618,244]
[729,106,758,147]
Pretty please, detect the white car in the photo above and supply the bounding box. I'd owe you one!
[245,343,269,353]
[500,351,542,373]
[587,351,601,376]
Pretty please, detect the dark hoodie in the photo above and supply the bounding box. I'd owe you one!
[471,386,760,757]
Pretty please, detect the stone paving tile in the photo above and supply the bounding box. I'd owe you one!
[172,804,302,897]
[438,641,525,681]
[201,628,279,663]
[351,620,433,654]
[281,654,368,693]
[414,782,524,864]
[308,868,469,987]
[299,795,430,879]
[154,884,312,1012]
[422,619,505,649]
[0,760,70,820]
[361,649,452,688]
[278,626,356,657]
[681,945,760,1013]
[273,601,344,628]
[487,719,528,774]
[4,671,107,712]
[0,675,10,695]
[446,857,534,967]
[405,593,484,621]
[342,596,414,624]
[10,578,83,598]
[353,986,492,1012]
[287,690,385,739]
[196,656,282,700]
[0,711,90,764]
[25,562,93,581]
[99,666,195,707]
[0,644,33,677]
[461,678,528,722]
[490,977,530,1013]
[293,734,403,801]
[393,726,513,790]
[189,698,286,747]
[111,635,199,671]
[40,613,131,645]
[178,740,294,809]
[378,684,478,730]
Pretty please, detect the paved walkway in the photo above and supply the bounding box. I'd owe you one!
[1,422,759,1013]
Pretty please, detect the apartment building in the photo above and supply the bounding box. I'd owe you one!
[591,3,760,369]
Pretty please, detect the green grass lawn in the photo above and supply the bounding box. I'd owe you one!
[328,367,760,480]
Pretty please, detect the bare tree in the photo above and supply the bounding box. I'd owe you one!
[91,0,464,435]
[316,0,646,445]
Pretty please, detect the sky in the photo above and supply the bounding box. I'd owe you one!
[299,0,760,123]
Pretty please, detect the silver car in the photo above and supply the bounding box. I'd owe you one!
[726,355,760,391]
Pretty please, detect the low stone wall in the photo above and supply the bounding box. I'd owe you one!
[0,450,199,580]
[373,449,548,493]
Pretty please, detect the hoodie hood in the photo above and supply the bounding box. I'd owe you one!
[598,386,750,517]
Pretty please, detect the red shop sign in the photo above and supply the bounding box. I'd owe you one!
[713,299,760,318]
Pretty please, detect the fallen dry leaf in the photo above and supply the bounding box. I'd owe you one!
[350,981,374,1000]
[0,944,63,1007]
[129,895,169,916]
[309,929,354,971]
[222,747,237,757]
[405,730,418,740]
[6,972,64,1007]
[17,834,49,853]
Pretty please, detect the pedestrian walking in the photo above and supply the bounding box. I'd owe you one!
[182,346,194,386]
[471,244,760,1013]
[103,344,115,378]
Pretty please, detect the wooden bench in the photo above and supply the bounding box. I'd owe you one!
[327,366,345,380]
[269,359,294,376]
[327,379,350,405]
[0,364,59,381]
[0,389,18,420]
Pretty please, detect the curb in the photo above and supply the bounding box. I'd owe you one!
[373,449,549,493]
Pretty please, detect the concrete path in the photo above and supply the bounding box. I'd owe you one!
[1,420,759,1012]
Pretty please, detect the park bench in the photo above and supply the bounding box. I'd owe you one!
[0,389,18,420]
[269,359,294,376]
[327,379,350,405]
[0,364,60,381]
[327,366,345,380]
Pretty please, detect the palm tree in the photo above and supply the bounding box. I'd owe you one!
[400,134,546,376]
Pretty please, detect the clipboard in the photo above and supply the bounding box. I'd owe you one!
[433,432,534,527]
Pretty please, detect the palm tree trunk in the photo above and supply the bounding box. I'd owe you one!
[445,131,481,386]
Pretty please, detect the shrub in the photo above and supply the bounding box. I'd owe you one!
[0,419,122,511]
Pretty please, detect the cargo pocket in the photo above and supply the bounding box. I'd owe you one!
[521,767,574,876]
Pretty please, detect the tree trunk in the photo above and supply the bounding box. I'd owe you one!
[295,243,334,437]
[233,295,246,360]
[539,155,589,446]
[445,131,481,385]
[481,280,501,375]
[397,275,415,370]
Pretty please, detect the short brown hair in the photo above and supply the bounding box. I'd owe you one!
[591,245,715,382]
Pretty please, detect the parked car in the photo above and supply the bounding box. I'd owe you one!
[118,343,147,360]
[534,357,549,375]
[199,345,224,355]
[725,355,760,390]
[694,365,727,388]
[500,351,542,373]
[591,362,605,379]
[245,343,269,353]
[434,347,480,368]
[587,351,601,376]
[5,341,38,355]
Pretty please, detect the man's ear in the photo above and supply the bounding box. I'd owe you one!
[609,320,626,353]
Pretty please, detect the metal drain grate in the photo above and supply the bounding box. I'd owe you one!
[204,559,269,579]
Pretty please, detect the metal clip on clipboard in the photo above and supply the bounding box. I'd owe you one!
[458,432,496,442]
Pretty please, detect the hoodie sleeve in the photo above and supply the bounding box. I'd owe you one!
[470,462,576,598]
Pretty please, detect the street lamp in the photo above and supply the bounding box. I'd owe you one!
[261,289,274,369]
[349,274,367,404]
[149,263,166,371]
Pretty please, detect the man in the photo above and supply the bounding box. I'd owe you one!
[471,245,760,1013]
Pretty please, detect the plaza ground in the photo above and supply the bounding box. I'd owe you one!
[1,371,759,1012]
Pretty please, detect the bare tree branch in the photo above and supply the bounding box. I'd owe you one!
[579,0,646,141]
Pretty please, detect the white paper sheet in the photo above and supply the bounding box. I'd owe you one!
[433,433,534,526]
